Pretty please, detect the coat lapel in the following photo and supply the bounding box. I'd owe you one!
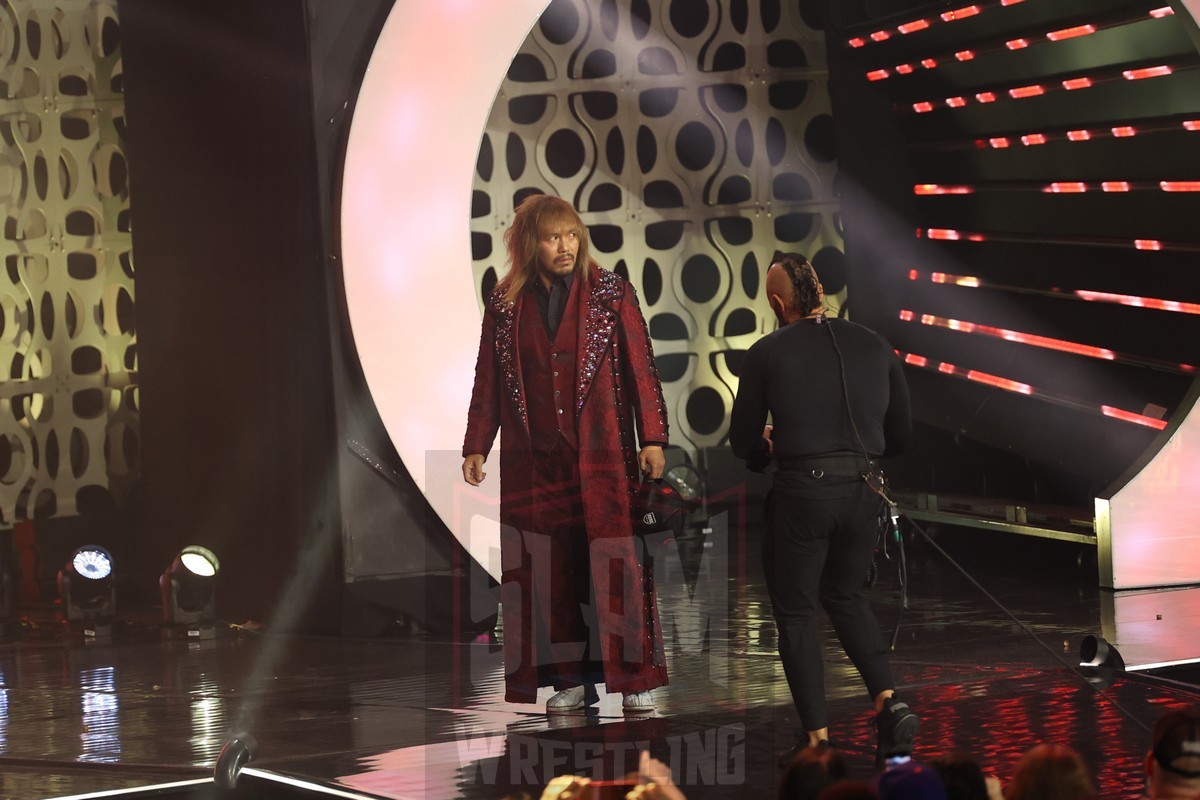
[491,293,528,432]
[575,269,624,417]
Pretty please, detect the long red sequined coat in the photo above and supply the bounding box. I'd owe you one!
[463,267,670,702]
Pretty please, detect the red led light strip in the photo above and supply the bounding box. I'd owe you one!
[896,350,1169,429]
[905,64,1181,113]
[844,0,1167,52]
[848,3,986,50]
[906,273,1200,376]
[916,228,1200,252]
[911,180,1200,195]
[897,311,1185,376]
[1102,406,1170,429]
[914,116,1200,153]
[918,272,1200,318]
[858,7,1177,79]
[900,311,1124,361]
[1075,290,1200,316]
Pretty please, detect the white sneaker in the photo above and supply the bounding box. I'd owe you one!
[622,690,656,712]
[547,686,587,713]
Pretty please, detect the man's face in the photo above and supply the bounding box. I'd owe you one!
[535,224,580,286]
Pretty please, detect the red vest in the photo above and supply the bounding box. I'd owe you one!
[518,284,579,451]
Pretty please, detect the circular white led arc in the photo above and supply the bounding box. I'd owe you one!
[340,1,548,579]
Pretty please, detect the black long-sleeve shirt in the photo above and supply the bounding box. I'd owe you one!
[729,317,911,467]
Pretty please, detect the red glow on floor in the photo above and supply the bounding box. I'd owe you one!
[1124,65,1173,80]
[1067,130,1092,141]
[1112,126,1137,137]
[1135,239,1163,251]
[1161,181,1200,192]
[1062,77,1092,90]
[1149,6,1174,16]
[941,5,981,21]
[1009,85,1045,98]
[913,102,934,113]
[1102,181,1130,192]
[1185,121,1200,131]
[921,58,938,68]
[989,137,1010,148]
[914,184,974,195]
[946,96,967,107]
[1006,38,1029,50]
[899,310,915,321]
[896,63,915,74]
[976,92,997,103]
[908,269,919,281]
[868,69,891,81]
[1045,182,1087,193]
[1021,134,1047,145]
[955,50,976,61]
[1102,406,1167,430]
[967,233,986,242]
[1075,290,1200,315]
[904,354,928,367]
[871,30,891,41]
[899,19,931,33]
[1047,24,1095,41]
[848,37,866,47]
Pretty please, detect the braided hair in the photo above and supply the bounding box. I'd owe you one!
[772,252,822,317]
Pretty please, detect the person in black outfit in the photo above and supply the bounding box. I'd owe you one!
[729,253,919,767]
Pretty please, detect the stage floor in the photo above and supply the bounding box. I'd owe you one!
[3,515,1198,800]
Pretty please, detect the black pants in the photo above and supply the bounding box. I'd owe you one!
[763,472,895,732]
[527,442,604,690]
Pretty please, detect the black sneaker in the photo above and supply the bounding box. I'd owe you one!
[875,697,919,766]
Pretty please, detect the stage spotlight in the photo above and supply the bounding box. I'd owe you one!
[160,545,220,638]
[58,545,116,638]
[1080,634,1126,670]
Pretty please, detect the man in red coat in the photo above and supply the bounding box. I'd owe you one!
[462,194,670,712]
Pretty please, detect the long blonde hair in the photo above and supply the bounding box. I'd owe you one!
[498,194,593,305]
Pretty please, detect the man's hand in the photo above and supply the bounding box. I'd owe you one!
[540,775,591,800]
[462,454,486,486]
[638,445,665,480]
[763,424,774,457]
[627,751,688,800]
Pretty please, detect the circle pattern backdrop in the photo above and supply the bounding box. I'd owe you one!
[471,0,844,453]
[0,0,136,523]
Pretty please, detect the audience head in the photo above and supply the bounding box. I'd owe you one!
[1146,705,1200,798]
[875,760,948,800]
[1006,744,1095,800]
[779,744,849,800]
[930,752,989,800]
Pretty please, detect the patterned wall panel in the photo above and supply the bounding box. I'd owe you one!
[0,0,136,523]
[472,0,842,454]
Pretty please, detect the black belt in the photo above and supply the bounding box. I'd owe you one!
[778,453,878,478]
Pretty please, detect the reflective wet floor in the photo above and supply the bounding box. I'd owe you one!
[2,514,1197,799]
